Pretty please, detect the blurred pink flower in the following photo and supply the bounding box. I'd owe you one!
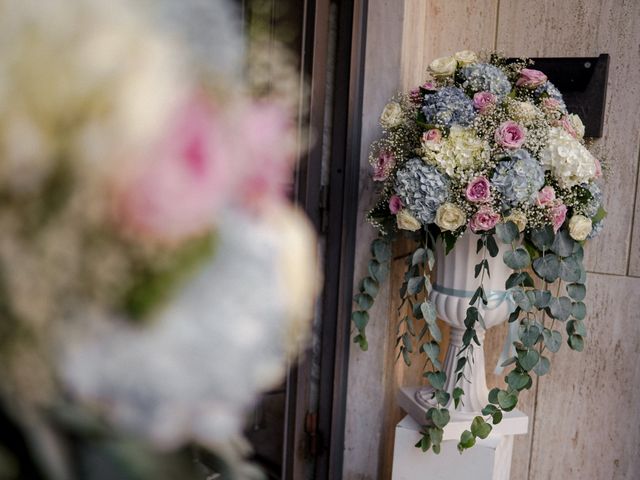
[559,116,578,138]
[115,95,230,242]
[422,129,442,144]
[594,157,603,178]
[234,102,296,207]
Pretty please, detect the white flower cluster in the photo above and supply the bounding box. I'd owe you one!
[540,127,597,188]
[423,126,490,179]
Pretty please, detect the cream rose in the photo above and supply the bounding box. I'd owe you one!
[504,211,527,232]
[428,56,458,77]
[380,102,403,128]
[568,114,585,139]
[435,203,466,231]
[568,215,592,241]
[454,50,478,66]
[396,209,421,231]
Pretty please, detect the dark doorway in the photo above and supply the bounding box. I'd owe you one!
[237,1,368,478]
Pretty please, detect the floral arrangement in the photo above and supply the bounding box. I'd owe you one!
[353,51,605,453]
[0,1,317,478]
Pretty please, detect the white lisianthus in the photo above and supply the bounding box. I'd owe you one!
[428,56,458,77]
[540,127,597,188]
[507,100,543,123]
[454,50,478,66]
[396,209,421,231]
[568,113,585,138]
[435,203,466,231]
[568,215,592,241]
[380,102,403,128]
[424,126,490,178]
[504,211,527,232]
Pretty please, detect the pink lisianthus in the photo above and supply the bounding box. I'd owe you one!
[372,151,396,181]
[465,176,491,203]
[494,121,526,149]
[542,97,562,112]
[469,206,500,232]
[559,116,578,138]
[233,102,296,207]
[536,186,556,207]
[594,157,603,178]
[409,87,423,104]
[550,202,568,233]
[472,91,497,113]
[422,81,437,91]
[516,68,548,88]
[422,128,442,143]
[389,195,403,214]
[114,95,230,243]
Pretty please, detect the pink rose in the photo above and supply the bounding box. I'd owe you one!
[536,186,556,207]
[494,121,526,149]
[422,128,442,143]
[559,116,578,138]
[469,206,501,232]
[373,151,396,181]
[465,176,491,203]
[516,68,548,88]
[473,91,497,113]
[550,203,568,233]
[389,195,403,214]
[115,95,231,242]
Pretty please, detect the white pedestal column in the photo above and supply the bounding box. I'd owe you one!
[391,414,523,480]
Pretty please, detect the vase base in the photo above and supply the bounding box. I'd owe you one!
[399,386,529,440]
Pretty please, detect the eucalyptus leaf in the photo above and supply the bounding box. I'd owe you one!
[412,248,426,267]
[533,356,550,376]
[506,271,534,289]
[355,293,374,310]
[368,259,389,282]
[372,238,391,262]
[571,301,586,320]
[497,390,518,410]
[423,341,440,364]
[435,390,450,406]
[496,222,519,244]
[488,388,500,404]
[558,255,582,283]
[458,430,476,450]
[504,247,531,270]
[426,317,442,342]
[421,301,437,324]
[506,370,531,390]
[486,235,499,258]
[471,416,492,439]
[431,409,450,430]
[533,254,560,282]
[542,329,562,353]
[453,387,464,408]
[363,277,379,297]
[512,287,533,312]
[568,334,584,351]
[425,371,446,390]
[429,426,444,446]
[551,229,575,257]
[566,283,586,301]
[351,311,369,331]
[519,324,541,347]
[548,296,572,321]
[531,289,552,309]
[530,225,554,251]
[407,276,424,295]
[517,349,540,371]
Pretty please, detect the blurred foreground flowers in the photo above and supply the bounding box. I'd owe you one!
[0,0,318,478]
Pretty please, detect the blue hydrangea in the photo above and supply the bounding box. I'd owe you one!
[587,219,604,239]
[491,149,545,207]
[535,81,568,113]
[396,158,450,224]
[421,86,475,128]
[582,183,602,218]
[459,63,512,96]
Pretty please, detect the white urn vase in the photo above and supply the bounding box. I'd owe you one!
[415,232,512,416]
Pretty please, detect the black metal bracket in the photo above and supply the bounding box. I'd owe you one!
[530,54,609,138]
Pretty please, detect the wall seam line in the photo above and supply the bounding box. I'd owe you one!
[625,146,640,276]
[493,0,501,51]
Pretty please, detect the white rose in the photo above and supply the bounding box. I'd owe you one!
[428,56,458,77]
[454,50,478,66]
[504,211,527,232]
[540,127,597,188]
[568,114,585,139]
[435,203,466,231]
[396,209,421,231]
[380,102,403,128]
[568,215,592,241]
